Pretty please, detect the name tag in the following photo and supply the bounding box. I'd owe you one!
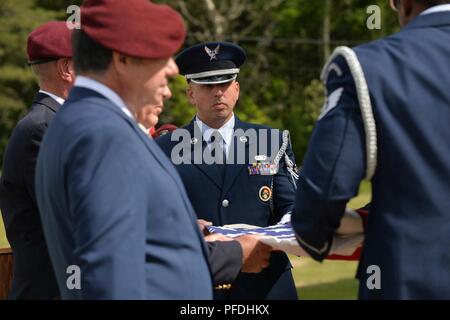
[255,155,267,161]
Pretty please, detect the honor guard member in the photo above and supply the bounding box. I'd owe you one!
[292,0,450,299]
[0,21,74,299]
[157,42,299,300]
[134,78,273,288]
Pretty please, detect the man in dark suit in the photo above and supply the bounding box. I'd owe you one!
[157,42,299,300]
[0,21,74,299]
[292,0,450,299]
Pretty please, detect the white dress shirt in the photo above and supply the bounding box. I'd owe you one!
[195,114,235,157]
[420,4,450,15]
[74,75,134,120]
[38,89,65,105]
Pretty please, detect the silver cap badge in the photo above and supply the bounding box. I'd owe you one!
[204,44,220,61]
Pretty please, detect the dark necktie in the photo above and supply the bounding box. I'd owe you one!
[209,130,227,181]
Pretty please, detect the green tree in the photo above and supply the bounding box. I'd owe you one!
[0,0,82,167]
[159,0,400,162]
[0,0,400,167]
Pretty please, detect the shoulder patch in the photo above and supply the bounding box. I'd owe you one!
[322,62,343,83]
[318,87,344,120]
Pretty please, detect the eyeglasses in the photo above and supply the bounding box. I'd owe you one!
[389,0,400,12]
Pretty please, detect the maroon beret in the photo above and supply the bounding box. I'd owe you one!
[80,0,186,59]
[27,21,73,65]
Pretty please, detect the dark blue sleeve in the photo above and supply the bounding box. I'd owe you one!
[23,121,46,204]
[292,55,366,261]
[207,241,242,285]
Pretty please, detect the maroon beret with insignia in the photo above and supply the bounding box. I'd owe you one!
[27,21,73,65]
[80,0,186,59]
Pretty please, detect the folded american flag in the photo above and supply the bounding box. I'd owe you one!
[207,223,294,239]
[207,222,363,260]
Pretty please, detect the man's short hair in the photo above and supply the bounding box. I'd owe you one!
[72,29,112,74]
[30,61,54,82]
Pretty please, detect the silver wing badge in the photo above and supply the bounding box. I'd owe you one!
[204,44,220,61]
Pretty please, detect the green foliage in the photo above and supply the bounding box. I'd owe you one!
[0,0,67,167]
[235,95,274,126]
[284,79,324,160]
[0,0,401,168]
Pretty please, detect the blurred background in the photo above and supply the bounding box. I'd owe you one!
[0,0,396,298]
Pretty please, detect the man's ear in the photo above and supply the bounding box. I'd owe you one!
[187,83,196,105]
[57,58,75,82]
[111,51,129,75]
[234,80,240,103]
[234,81,240,94]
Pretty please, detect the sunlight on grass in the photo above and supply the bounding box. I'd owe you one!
[291,256,359,299]
[348,180,371,209]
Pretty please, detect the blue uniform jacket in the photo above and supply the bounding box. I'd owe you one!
[157,117,298,300]
[292,11,450,299]
[35,87,213,299]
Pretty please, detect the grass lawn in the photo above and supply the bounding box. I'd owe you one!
[291,257,359,299]
[0,181,371,299]
[0,216,8,249]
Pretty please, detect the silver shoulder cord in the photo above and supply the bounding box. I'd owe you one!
[293,48,376,255]
[269,129,299,220]
[320,46,377,180]
[273,130,299,189]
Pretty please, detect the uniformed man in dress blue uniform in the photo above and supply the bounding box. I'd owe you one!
[292,0,450,299]
[157,42,299,300]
